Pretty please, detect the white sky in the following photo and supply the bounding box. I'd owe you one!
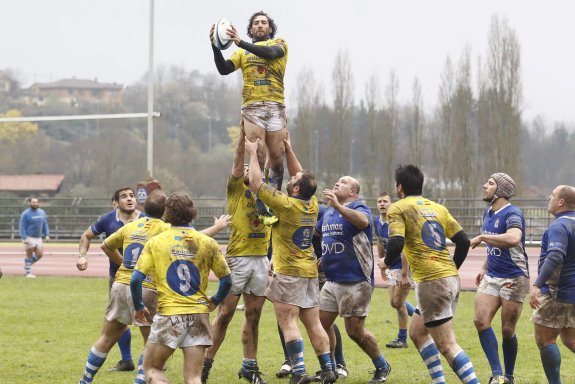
[3,0,574,123]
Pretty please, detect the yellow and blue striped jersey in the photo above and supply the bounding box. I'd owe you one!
[226,175,270,257]
[135,226,231,316]
[387,196,462,283]
[229,38,288,105]
[258,183,318,278]
[104,217,170,289]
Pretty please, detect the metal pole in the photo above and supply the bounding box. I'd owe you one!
[147,0,155,178]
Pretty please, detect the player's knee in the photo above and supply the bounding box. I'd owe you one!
[501,325,516,339]
[473,317,488,331]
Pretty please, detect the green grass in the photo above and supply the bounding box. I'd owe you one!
[1,276,573,383]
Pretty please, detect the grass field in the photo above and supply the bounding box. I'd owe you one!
[1,276,573,384]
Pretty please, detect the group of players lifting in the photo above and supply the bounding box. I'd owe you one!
[72,10,575,384]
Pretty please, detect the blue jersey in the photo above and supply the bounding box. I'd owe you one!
[539,211,575,303]
[19,208,49,239]
[312,204,328,258]
[316,200,374,284]
[91,209,145,277]
[482,204,529,278]
[374,216,402,270]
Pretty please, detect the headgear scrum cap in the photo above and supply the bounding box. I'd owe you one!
[490,172,516,199]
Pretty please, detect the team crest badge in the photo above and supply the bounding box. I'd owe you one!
[494,218,500,228]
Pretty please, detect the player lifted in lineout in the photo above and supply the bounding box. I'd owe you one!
[210,11,288,222]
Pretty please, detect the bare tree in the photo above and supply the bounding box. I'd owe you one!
[477,15,523,180]
[407,77,424,167]
[360,72,382,195]
[380,70,399,191]
[293,67,323,173]
[330,51,354,182]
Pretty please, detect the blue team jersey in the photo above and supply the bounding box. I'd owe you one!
[373,216,402,270]
[316,200,374,284]
[91,209,145,277]
[19,208,49,239]
[539,211,575,303]
[482,204,529,278]
[312,205,328,258]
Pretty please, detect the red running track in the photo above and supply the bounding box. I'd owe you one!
[0,242,541,290]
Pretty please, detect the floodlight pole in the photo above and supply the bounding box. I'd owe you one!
[147,0,155,178]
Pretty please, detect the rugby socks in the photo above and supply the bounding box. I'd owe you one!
[418,339,446,384]
[397,328,408,342]
[242,357,258,371]
[502,335,518,377]
[81,346,108,383]
[24,257,32,275]
[406,301,416,316]
[452,350,479,384]
[318,352,333,372]
[278,324,290,362]
[540,344,561,384]
[478,327,503,376]
[372,354,390,370]
[134,353,145,384]
[286,339,306,376]
[118,328,133,363]
[333,324,346,366]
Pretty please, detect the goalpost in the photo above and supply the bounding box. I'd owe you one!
[0,0,159,178]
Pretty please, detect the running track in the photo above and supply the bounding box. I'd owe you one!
[0,242,541,290]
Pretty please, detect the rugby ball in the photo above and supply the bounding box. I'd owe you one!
[213,18,233,50]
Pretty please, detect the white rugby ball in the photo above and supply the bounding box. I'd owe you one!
[213,18,233,50]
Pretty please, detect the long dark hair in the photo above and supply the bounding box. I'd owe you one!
[247,11,277,39]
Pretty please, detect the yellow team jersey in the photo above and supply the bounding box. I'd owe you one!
[134,226,231,316]
[257,183,318,278]
[229,38,288,105]
[387,196,462,283]
[226,175,271,256]
[104,217,171,289]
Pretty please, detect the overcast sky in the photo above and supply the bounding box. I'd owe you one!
[3,0,574,123]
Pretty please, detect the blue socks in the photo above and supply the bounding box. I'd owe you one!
[406,301,416,316]
[318,352,333,372]
[540,344,561,384]
[134,353,145,384]
[452,350,479,384]
[372,354,390,370]
[502,335,518,377]
[333,324,346,366]
[286,339,306,376]
[419,340,446,384]
[397,328,408,342]
[118,328,132,362]
[478,327,502,376]
[242,358,258,371]
[81,346,108,383]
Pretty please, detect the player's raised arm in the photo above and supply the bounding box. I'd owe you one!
[283,131,302,176]
[210,24,235,75]
[245,137,263,191]
[231,127,246,178]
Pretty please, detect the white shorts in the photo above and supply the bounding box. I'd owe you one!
[386,268,413,287]
[148,313,212,350]
[531,295,575,329]
[105,282,157,326]
[416,276,460,325]
[241,102,287,132]
[226,256,269,296]
[266,272,319,308]
[23,237,43,250]
[477,274,530,303]
[319,280,374,317]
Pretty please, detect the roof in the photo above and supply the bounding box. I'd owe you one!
[0,175,65,193]
[30,78,123,91]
